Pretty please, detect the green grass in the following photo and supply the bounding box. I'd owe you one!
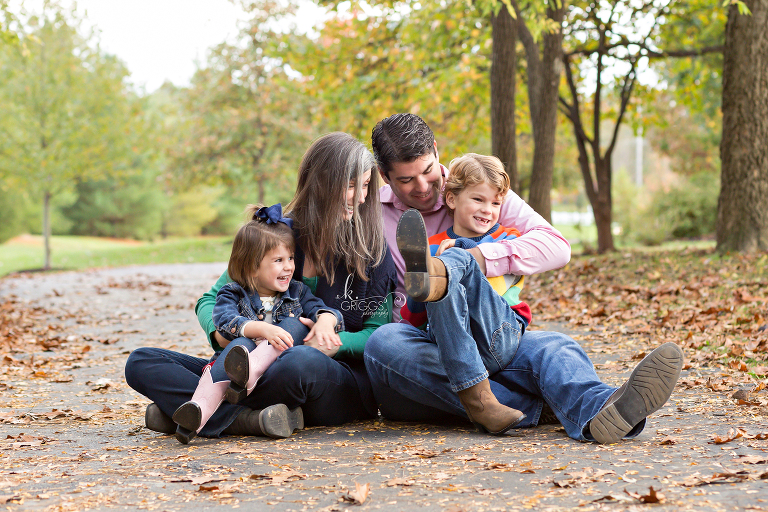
[1,229,718,278]
[0,235,232,277]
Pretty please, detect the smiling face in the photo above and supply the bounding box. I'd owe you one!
[343,169,372,221]
[381,144,443,211]
[445,182,503,238]
[254,243,295,296]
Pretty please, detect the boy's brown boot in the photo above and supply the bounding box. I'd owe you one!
[397,209,448,302]
[457,379,526,435]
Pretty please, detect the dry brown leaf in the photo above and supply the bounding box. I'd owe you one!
[711,428,746,444]
[340,482,370,505]
[625,486,665,503]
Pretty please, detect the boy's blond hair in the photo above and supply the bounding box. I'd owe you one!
[443,154,510,213]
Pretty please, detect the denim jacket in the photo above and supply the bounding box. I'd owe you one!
[213,280,344,342]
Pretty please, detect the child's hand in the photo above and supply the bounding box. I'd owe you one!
[304,313,341,350]
[259,324,294,351]
[435,238,456,256]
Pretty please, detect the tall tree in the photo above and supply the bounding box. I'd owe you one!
[490,3,520,191]
[0,2,140,268]
[510,0,565,222]
[277,0,493,159]
[172,2,312,206]
[717,0,768,253]
[559,0,723,252]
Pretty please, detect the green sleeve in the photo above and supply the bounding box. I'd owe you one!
[334,294,393,360]
[195,270,232,352]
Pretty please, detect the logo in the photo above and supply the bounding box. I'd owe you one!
[335,274,406,315]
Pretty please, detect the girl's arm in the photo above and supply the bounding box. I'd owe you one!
[195,270,231,352]
[334,294,393,359]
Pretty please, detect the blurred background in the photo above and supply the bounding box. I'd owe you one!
[0,0,739,274]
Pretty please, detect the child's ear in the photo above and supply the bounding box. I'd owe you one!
[445,191,456,209]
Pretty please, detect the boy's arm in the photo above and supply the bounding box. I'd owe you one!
[480,190,571,278]
[195,270,231,352]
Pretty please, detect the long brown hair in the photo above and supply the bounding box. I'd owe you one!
[228,204,295,293]
[286,132,385,284]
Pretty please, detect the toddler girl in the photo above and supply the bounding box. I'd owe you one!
[172,203,343,444]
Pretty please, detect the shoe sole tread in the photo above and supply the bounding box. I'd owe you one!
[591,343,683,444]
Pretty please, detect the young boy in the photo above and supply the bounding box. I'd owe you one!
[395,153,535,435]
[400,153,531,331]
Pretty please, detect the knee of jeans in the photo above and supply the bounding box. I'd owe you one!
[124,347,155,390]
[273,345,329,380]
[363,323,401,362]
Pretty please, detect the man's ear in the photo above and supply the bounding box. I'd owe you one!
[433,141,439,163]
[378,167,390,185]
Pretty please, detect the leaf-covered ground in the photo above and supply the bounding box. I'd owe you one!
[0,252,766,511]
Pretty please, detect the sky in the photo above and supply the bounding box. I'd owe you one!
[15,0,324,93]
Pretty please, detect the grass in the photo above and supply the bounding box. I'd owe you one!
[0,234,233,277]
[1,229,718,278]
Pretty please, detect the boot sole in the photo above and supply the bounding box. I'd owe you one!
[224,345,250,404]
[396,209,431,301]
[590,342,683,444]
[472,413,527,435]
[260,404,304,439]
[172,402,202,444]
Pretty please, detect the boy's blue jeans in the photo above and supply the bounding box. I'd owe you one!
[424,248,525,392]
[364,249,645,441]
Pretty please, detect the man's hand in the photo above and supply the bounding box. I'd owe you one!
[467,246,487,275]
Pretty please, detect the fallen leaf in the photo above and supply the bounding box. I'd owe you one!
[625,486,665,503]
[341,481,370,505]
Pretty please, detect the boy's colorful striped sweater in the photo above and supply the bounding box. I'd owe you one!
[400,223,532,329]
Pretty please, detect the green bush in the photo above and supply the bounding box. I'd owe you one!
[649,172,719,240]
[63,172,165,240]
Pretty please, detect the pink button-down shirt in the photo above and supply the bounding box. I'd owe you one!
[380,164,571,319]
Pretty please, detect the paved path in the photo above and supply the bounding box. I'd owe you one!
[1,264,766,511]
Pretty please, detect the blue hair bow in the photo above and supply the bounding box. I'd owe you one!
[254,203,293,229]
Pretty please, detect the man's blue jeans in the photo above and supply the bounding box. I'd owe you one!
[125,345,374,437]
[364,251,645,441]
[424,248,525,392]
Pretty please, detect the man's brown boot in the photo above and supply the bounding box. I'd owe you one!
[397,209,448,302]
[457,379,526,435]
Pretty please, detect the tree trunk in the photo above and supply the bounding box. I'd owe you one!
[43,190,51,270]
[490,6,519,192]
[520,7,564,223]
[593,157,614,253]
[717,0,768,253]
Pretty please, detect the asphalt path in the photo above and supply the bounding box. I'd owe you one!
[1,263,766,511]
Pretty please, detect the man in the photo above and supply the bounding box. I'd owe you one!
[365,113,683,443]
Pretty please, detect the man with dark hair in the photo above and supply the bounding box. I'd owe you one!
[365,113,684,443]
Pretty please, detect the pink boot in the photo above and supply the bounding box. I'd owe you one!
[224,342,280,404]
[172,366,229,444]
